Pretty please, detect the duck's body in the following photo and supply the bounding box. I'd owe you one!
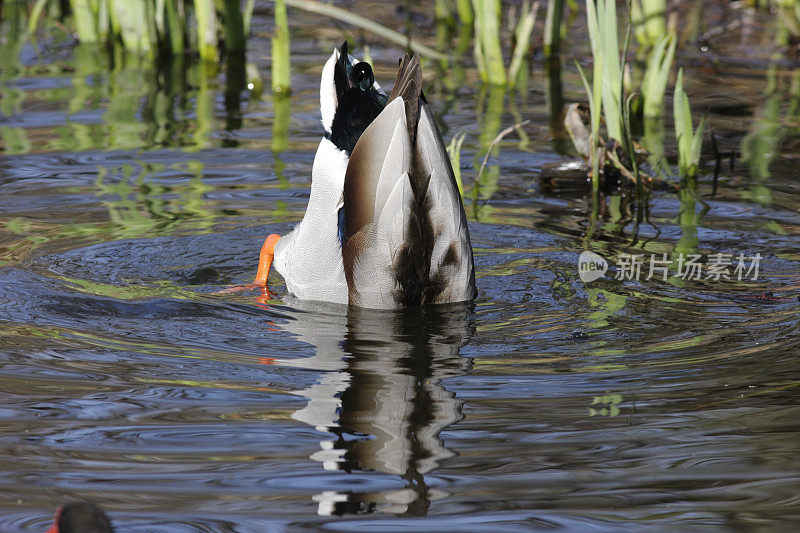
[258,44,476,309]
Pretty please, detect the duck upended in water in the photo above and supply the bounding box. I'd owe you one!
[254,43,476,309]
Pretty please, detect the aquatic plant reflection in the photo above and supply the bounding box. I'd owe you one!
[472,85,506,209]
[740,65,800,206]
[546,56,568,154]
[674,174,701,257]
[0,2,30,155]
[271,93,291,186]
[279,303,474,516]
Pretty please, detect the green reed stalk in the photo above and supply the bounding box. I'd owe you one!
[109,0,156,57]
[244,0,257,34]
[641,32,675,117]
[194,0,219,62]
[70,0,101,43]
[446,132,467,197]
[456,0,474,25]
[27,0,51,36]
[544,0,565,60]
[223,0,246,56]
[164,0,186,54]
[642,114,666,175]
[576,60,601,192]
[586,0,624,142]
[435,0,454,56]
[774,0,800,37]
[673,69,706,180]
[631,0,666,48]
[579,0,606,191]
[508,1,538,89]
[472,0,506,85]
[272,0,291,94]
[674,172,699,256]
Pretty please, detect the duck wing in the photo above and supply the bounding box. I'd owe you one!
[414,101,477,305]
[342,54,476,309]
[342,97,418,308]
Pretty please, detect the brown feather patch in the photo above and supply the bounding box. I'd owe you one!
[389,54,422,147]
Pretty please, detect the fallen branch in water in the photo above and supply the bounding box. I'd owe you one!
[283,0,448,60]
[477,120,530,184]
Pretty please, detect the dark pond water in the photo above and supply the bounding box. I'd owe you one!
[2,2,800,531]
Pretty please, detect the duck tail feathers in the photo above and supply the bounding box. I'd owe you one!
[341,54,476,308]
[389,54,423,147]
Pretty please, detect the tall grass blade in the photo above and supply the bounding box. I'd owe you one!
[584,0,625,141]
[456,0,474,25]
[641,32,676,117]
[164,0,187,54]
[544,0,565,60]
[575,59,601,191]
[244,0,257,35]
[472,0,507,85]
[27,0,50,35]
[598,0,623,141]
[194,0,219,62]
[632,0,666,48]
[70,0,100,43]
[508,1,539,89]
[585,0,604,141]
[446,132,467,197]
[222,0,246,56]
[674,68,705,179]
[271,0,291,94]
[109,0,156,57]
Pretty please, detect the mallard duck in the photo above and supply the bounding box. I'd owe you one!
[254,43,476,309]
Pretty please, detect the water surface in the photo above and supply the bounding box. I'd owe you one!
[1,2,800,531]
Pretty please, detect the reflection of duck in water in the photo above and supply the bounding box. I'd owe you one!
[279,302,474,516]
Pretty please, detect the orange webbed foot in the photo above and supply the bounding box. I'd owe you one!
[215,234,282,297]
[253,234,282,287]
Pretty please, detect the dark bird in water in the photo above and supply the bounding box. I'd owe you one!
[47,502,114,533]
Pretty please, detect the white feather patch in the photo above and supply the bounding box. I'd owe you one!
[319,48,339,134]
